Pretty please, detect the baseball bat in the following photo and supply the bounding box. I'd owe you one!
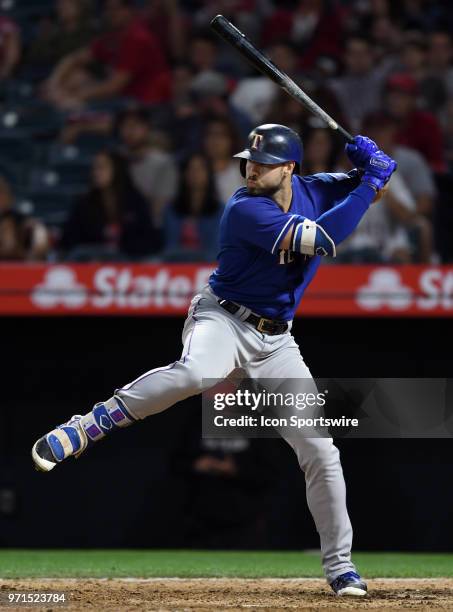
[210,14,354,143]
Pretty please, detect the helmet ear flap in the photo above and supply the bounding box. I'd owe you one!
[240,158,247,178]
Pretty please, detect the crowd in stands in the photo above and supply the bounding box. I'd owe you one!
[0,0,453,264]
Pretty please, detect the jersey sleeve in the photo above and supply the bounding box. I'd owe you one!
[229,196,302,254]
[306,170,361,216]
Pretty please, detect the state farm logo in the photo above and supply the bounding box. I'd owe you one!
[32,267,87,308]
[31,265,215,310]
[357,269,412,310]
[357,268,453,311]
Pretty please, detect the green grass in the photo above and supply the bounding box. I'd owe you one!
[1,550,453,579]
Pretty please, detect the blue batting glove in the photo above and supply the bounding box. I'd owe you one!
[361,150,397,191]
[345,135,379,168]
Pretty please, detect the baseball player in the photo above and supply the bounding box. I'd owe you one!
[32,124,396,596]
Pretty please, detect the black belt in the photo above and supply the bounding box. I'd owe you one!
[218,299,288,335]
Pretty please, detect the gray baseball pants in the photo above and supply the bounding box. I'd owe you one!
[115,285,356,582]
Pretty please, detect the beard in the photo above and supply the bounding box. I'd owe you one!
[246,178,284,197]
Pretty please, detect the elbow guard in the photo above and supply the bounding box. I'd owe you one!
[292,219,336,257]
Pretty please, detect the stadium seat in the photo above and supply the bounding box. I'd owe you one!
[47,143,94,166]
[70,132,118,155]
[0,131,37,165]
[0,158,24,188]
[2,79,35,105]
[0,0,54,19]
[87,98,135,114]
[27,167,87,195]
[18,190,77,227]
[0,104,64,137]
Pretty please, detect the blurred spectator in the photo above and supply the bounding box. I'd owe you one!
[385,73,446,173]
[261,0,345,71]
[0,177,49,261]
[117,107,178,227]
[150,63,201,159]
[369,15,403,67]
[2,0,452,265]
[0,13,20,81]
[190,0,272,30]
[185,31,253,135]
[362,113,436,217]
[302,127,342,175]
[427,31,453,98]
[264,82,347,136]
[443,98,453,173]
[28,0,96,75]
[144,0,187,62]
[61,151,160,260]
[190,71,252,138]
[264,89,308,140]
[43,0,171,110]
[148,61,252,161]
[397,0,443,31]
[203,117,243,205]
[231,42,301,124]
[351,0,404,56]
[336,172,430,263]
[398,31,446,113]
[189,31,222,76]
[171,62,195,108]
[189,2,270,78]
[350,0,396,21]
[163,153,222,261]
[328,34,390,133]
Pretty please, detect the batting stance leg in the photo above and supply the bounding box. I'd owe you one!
[114,293,265,419]
[245,335,356,583]
[31,290,265,471]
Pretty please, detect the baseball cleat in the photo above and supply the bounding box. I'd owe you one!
[32,415,88,472]
[330,571,368,596]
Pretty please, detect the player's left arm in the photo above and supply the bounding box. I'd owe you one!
[282,150,397,256]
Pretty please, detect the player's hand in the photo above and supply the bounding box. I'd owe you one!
[345,135,379,168]
[361,150,397,193]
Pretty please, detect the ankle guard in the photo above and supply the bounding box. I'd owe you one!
[81,396,136,443]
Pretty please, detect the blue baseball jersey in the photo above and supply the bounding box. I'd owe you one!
[209,171,360,321]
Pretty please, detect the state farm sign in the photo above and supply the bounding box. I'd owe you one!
[417,269,453,310]
[355,268,453,312]
[0,263,452,316]
[31,265,214,310]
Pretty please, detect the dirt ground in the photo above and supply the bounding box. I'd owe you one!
[1,578,453,611]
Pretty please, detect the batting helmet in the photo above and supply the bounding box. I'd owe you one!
[233,123,303,177]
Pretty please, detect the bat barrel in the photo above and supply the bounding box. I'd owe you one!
[210,15,287,84]
[210,14,354,144]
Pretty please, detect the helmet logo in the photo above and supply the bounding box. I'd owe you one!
[250,133,263,150]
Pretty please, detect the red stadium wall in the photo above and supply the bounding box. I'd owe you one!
[0,263,452,316]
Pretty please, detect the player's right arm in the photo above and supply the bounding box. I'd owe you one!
[230,193,303,255]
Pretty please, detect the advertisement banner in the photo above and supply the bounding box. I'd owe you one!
[0,263,452,316]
